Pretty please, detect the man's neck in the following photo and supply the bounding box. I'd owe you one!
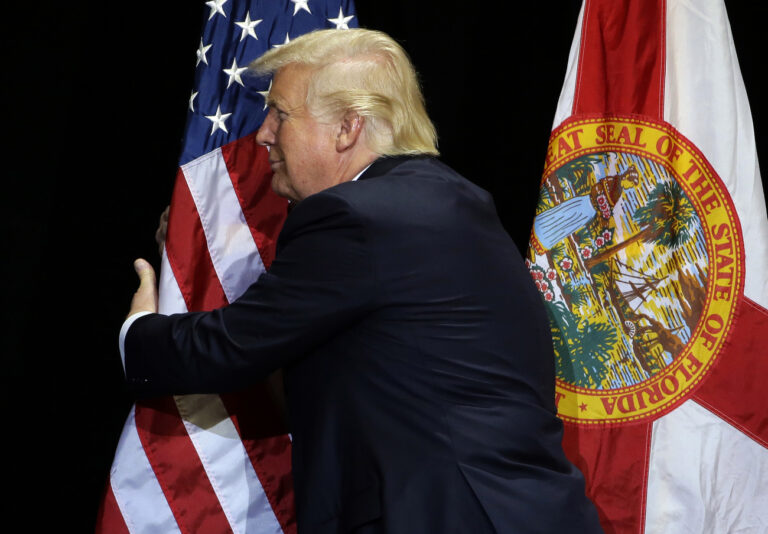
[335,149,380,185]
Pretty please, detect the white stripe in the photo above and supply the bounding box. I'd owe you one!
[664,0,768,307]
[645,399,768,533]
[175,395,285,534]
[158,247,188,315]
[110,406,182,534]
[552,2,584,129]
[181,149,267,304]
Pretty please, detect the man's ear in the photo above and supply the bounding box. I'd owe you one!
[336,110,364,152]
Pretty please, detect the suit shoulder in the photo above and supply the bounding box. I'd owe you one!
[286,183,365,225]
[276,189,365,253]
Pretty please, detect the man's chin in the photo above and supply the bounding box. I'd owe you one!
[271,180,298,203]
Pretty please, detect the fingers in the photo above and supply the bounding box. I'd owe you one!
[155,205,170,256]
[134,258,157,288]
[128,258,159,317]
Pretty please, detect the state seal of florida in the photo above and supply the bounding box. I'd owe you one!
[527,116,744,424]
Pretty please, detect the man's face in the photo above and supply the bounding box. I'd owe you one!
[256,64,340,202]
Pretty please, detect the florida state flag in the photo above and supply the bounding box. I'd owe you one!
[527,1,768,532]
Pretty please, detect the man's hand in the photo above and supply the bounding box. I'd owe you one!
[128,258,158,318]
[155,205,170,256]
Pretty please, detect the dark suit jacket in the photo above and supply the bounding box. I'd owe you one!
[126,156,603,533]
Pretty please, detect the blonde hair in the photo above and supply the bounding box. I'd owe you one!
[250,29,439,156]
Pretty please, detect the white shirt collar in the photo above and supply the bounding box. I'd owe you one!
[351,163,373,182]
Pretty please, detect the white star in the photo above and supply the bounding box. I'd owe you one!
[272,33,291,48]
[328,7,354,30]
[205,105,232,135]
[196,38,212,66]
[205,0,227,20]
[291,0,311,15]
[257,80,272,110]
[223,58,248,88]
[189,91,198,112]
[235,11,262,41]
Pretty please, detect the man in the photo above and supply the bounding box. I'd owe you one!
[123,29,603,533]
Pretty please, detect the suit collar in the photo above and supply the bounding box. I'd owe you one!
[357,155,431,181]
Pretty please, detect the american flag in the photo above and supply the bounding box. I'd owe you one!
[97,1,357,532]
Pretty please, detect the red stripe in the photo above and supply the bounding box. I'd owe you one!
[562,422,652,534]
[135,398,233,534]
[222,389,296,534]
[573,0,666,119]
[693,296,768,447]
[166,168,229,312]
[94,481,131,534]
[221,133,288,270]
[567,4,665,531]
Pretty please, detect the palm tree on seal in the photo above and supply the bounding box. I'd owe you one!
[585,179,696,269]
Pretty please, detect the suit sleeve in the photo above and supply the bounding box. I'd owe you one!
[125,191,377,396]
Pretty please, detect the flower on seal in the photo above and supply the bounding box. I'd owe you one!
[581,246,593,259]
[595,236,605,247]
[602,229,612,241]
[559,257,573,271]
[546,269,557,281]
[544,290,554,301]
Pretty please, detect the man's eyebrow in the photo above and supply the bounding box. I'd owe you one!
[267,94,305,115]
[266,94,288,111]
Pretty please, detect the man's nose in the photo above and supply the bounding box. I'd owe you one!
[256,110,277,146]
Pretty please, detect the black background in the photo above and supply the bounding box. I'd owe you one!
[4,1,766,529]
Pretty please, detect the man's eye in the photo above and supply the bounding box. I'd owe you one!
[277,111,289,121]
